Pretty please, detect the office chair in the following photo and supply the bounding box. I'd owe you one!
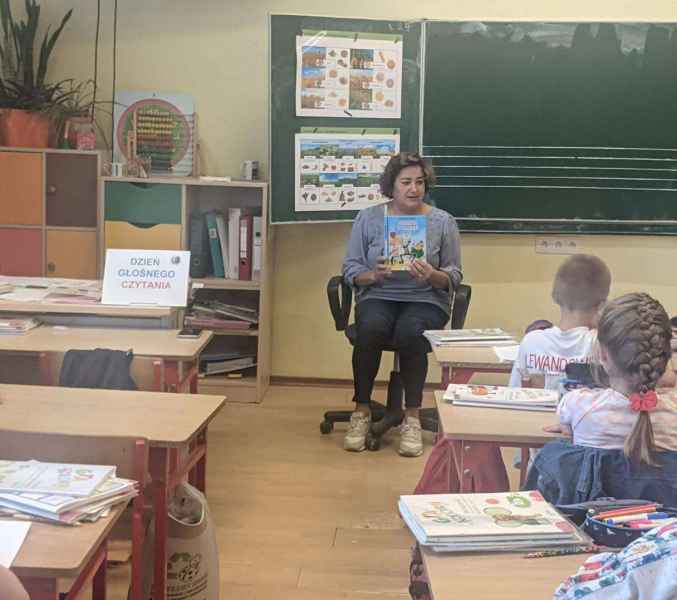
[321,276,472,450]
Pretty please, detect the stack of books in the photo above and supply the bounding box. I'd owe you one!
[0,316,41,335]
[0,460,138,525]
[423,328,516,347]
[444,383,559,411]
[199,351,256,376]
[185,300,258,331]
[399,491,591,552]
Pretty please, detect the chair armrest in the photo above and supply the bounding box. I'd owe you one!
[450,283,472,329]
[327,275,352,332]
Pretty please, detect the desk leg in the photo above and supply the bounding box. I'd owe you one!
[449,368,476,384]
[20,578,57,600]
[190,359,198,394]
[455,440,510,493]
[441,365,451,388]
[194,429,207,493]
[91,542,108,600]
[149,447,170,600]
[38,352,52,386]
[165,360,179,393]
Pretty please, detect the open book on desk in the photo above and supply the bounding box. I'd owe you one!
[444,383,558,411]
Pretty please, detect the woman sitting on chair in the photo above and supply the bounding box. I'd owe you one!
[342,152,462,457]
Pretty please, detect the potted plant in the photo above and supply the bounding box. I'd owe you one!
[0,0,73,147]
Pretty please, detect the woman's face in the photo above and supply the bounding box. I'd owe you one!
[391,165,426,213]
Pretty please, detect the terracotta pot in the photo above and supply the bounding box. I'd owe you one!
[0,108,50,148]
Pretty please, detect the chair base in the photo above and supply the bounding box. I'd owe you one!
[319,371,438,449]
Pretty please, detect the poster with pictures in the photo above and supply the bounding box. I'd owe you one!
[295,132,399,212]
[296,34,403,118]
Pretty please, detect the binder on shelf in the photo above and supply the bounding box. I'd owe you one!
[214,212,229,277]
[204,212,225,278]
[227,207,241,279]
[189,212,211,278]
[253,216,263,275]
[239,213,253,281]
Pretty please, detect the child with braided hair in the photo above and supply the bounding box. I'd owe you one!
[555,292,677,464]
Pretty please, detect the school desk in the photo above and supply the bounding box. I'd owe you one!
[0,326,212,392]
[431,345,514,386]
[435,391,560,492]
[421,545,582,600]
[0,297,179,329]
[0,384,225,600]
[8,504,126,600]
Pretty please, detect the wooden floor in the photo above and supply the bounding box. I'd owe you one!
[107,384,518,599]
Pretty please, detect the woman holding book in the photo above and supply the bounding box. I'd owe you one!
[342,152,462,457]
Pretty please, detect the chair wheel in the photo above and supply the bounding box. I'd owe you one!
[320,421,333,434]
[366,434,381,451]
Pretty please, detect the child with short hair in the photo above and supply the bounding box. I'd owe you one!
[557,292,677,463]
[510,254,611,390]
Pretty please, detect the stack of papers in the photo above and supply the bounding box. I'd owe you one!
[0,317,41,335]
[444,383,559,411]
[424,328,516,347]
[0,460,138,525]
[399,491,591,552]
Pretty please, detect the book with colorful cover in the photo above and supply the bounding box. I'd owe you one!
[398,491,579,546]
[384,211,426,271]
[0,460,116,497]
[443,384,558,411]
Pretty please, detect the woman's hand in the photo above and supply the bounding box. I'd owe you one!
[372,257,392,285]
[355,257,392,287]
[409,259,434,281]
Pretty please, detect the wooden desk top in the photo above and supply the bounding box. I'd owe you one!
[434,391,560,446]
[0,299,176,318]
[0,327,212,360]
[0,384,225,447]
[422,546,581,599]
[431,345,514,370]
[10,504,125,579]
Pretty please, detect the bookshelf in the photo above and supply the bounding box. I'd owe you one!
[101,177,272,403]
[0,147,101,279]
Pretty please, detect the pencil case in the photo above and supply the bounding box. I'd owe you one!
[583,507,677,548]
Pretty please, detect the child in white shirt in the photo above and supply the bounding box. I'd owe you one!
[556,292,677,460]
[510,254,611,390]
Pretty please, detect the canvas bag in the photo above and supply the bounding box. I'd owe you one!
[139,483,219,600]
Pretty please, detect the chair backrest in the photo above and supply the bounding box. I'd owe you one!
[0,431,148,484]
[327,275,472,332]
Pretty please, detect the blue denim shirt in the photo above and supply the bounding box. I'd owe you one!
[523,439,677,506]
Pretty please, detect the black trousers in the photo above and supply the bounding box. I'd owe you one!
[353,299,448,409]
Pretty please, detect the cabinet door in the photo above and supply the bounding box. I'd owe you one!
[46,153,98,227]
[46,230,97,278]
[0,228,42,275]
[0,152,43,225]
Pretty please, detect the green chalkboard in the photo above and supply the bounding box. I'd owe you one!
[270,14,421,223]
[423,21,677,234]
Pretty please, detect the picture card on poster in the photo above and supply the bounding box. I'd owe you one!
[102,249,191,307]
[296,33,403,118]
[295,131,399,213]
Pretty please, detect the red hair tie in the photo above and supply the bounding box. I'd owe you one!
[629,390,658,412]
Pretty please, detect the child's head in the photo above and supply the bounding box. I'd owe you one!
[596,292,672,464]
[551,254,611,313]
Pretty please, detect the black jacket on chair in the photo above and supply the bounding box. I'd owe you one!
[59,348,137,390]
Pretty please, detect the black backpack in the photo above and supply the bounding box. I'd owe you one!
[59,348,137,390]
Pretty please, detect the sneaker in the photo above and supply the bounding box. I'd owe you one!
[399,416,423,457]
[344,411,371,452]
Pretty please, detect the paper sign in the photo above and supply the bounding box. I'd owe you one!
[102,249,190,307]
